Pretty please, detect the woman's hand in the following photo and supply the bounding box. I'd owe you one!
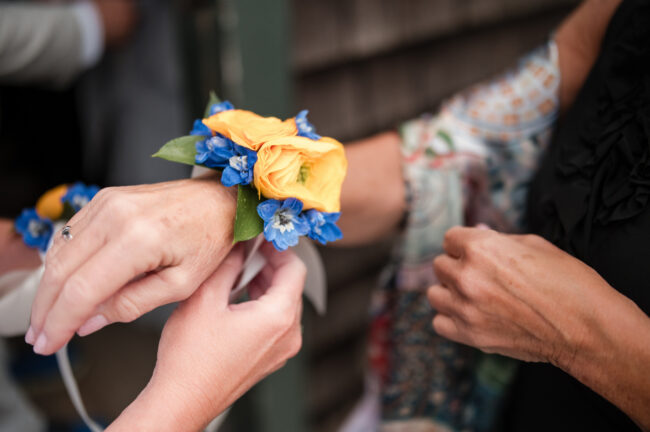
[428,226,650,429]
[427,226,610,364]
[27,176,237,355]
[107,243,305,432]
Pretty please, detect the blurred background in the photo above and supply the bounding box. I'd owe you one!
[0,0,578,430]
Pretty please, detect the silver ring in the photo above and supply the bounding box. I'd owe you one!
[61,226,73,242]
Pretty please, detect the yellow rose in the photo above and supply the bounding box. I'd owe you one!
[254,136,347,213]
[202,109,297,151]
[35,184,68,219]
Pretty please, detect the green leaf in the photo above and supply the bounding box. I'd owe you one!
[204,90,222,118]
[233,185,264,243]
[152,135,202,166]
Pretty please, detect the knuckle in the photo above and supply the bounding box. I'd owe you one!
[444,226,461,243]
[113,293,143,322]
[461,305,482,327]
[62,276,93,306]
[286,331,303,359]
[464,239,484,259]
[267,306,294,333]
[455,269,472,292]
[105,194,136,219]
[126,221,161,250]
[44,254,66,287]
[432,255,444,274]
[92,187,110,203]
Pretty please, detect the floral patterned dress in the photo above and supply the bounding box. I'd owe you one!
[351,41,561,432]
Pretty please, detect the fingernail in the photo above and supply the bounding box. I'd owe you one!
[476,223,490,230]
[25,326,35,345]
[77,314,109,337]
[33,333,48,355]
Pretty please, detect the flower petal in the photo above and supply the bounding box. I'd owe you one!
[221,167,242,187]
[282,198,304,215]
[257,200,281,221]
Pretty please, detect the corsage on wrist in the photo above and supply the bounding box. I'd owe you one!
[15,183,99,252]
[154,92,348,251]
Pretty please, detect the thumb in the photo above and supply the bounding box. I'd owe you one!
[196,244,246,307]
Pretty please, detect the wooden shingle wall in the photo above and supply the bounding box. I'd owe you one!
[294,1,578,431]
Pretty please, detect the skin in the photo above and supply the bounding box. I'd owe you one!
[428,227,650,431]
[340,1,650,429]
[108,243,305,431]
[93,0,139,48]
[27,176,237,356]
[23,0,647,428]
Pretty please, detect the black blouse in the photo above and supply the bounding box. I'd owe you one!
[505,0,650,430]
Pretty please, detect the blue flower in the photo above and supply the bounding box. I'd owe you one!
[190,119,212,136]
[15,209,53,252]
[195,135,235,168]
[295,110,321,140]
[221,144,258,187]
[257,198,310,251]
[209,100,235,116]
[305,210,343,245]
[61,183,100,211]
[191,101,234,136]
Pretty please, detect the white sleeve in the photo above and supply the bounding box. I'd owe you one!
[71,1,105,70]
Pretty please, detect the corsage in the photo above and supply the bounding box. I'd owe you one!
[153,92,348,251]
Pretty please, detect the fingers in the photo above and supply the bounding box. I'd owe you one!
[79,267,187,336]
[257,244,306,308]
[192,244,245,308]
[247,265,274,301]
[432,314,467,344]
[29,216,107,342]
[33,235,161,355]
[432,254,463,290]
[443,226,492,258]
[427,284,462,316]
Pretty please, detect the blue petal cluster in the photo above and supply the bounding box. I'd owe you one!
[209,100,235,116]
[295,110,321,140]
[305,210,343,245]
[190,120,212,137]
[62,183,100,211]
[257,199,310,251]
[195,135,235,168]
[190,101,234,136]
[15,209,53,252]
[221,144,258,187]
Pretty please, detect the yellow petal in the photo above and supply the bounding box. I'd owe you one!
[35,184,68,219]
[203,110,298,151]
[254,135,347,212]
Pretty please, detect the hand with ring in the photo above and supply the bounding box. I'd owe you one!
[26,175,237,355]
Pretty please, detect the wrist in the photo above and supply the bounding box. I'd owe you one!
[554,283,644,377]
[108,379,209,432]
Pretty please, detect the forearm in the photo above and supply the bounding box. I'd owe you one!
[336,131,406,246]
[559,288,650,430]
[554,0,622,112]
[107,380,217,432]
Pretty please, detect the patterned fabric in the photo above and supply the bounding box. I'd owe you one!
[367,41,561,432]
